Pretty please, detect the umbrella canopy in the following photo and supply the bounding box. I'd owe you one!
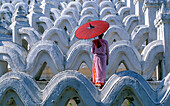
[75,20,109,39]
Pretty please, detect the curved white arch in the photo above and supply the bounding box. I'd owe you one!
[15,2,28,14]
[102,14,122,26]
[25,40,64,76]
[60,1,67,9]
[99,1,115,11]
[115,1,126,11]
[104,25,129,45]
[0,9,11,24]
[123,15,139,34]
[0,71,169,105]
[1,3,14,13]
[38,16,54,29]
[61,7,80,22]
[42,28,68,45]
[19,27,41,46]
[118,7,130,21]
[54,15,77,35]
[0,72,41,105]
[142,40,164,79]
[78,15,99,26]
[2,41,27,62]
[80,7,98,18]
[42,27,69,54]
[42,70,99,105]
[65,40,93,71]
[96,0,108,5]
[0,42,26,72]
[12,0,26,6]
[82,1,98,12]
[67,1,82,13]
[50,8,61,21]
[107,41,141,78]
[100,7,117,19]
[102,70,165,105]
[132,25,150,49]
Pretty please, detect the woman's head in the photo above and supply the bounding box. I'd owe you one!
[98,33,104,39]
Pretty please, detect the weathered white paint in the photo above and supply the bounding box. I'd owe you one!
[0,0,169,105]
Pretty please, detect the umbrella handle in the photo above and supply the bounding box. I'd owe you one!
[88,23,95,29]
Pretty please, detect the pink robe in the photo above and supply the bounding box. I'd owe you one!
[91,39,109,86]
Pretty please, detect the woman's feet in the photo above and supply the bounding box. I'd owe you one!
[95,83,101,89]
[95,84,104,89]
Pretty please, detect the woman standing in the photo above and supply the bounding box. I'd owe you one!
[91,33,109,89]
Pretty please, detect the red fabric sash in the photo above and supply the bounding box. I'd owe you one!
[92,57,104,86]
[92,57,96,84]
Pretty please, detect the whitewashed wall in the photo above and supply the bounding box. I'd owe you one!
[0,0,169,105]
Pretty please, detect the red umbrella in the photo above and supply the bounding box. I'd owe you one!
[75,20,109,39]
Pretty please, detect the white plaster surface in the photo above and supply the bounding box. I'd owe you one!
[0,0,169,105]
